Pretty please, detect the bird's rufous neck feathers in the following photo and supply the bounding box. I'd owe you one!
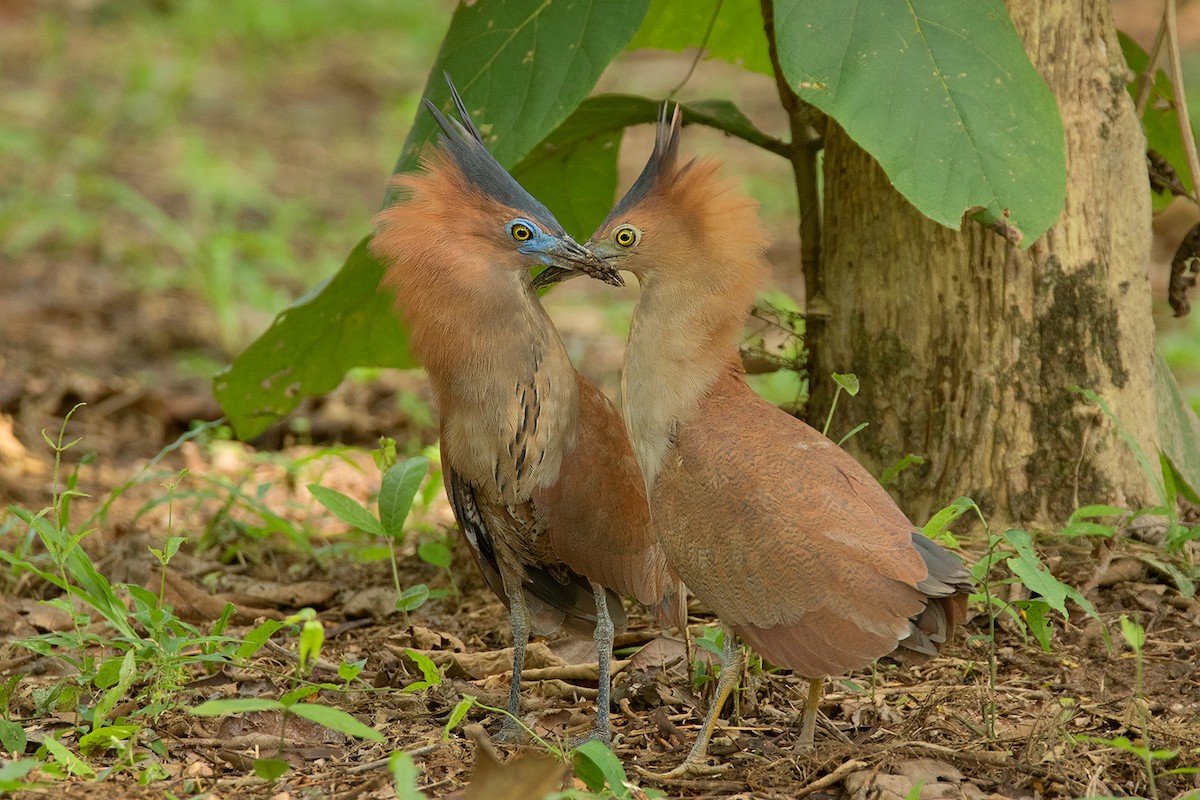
[621,159,770,484]
[371,154,579,502]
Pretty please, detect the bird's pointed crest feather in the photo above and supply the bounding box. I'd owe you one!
[600,103,684,227]
[424,74,564,236]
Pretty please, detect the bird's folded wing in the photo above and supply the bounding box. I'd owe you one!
[535,375,683,622]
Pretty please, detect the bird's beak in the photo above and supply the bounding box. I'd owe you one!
[529,236,624,289]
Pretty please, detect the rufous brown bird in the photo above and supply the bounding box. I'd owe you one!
[545,106,972,775]
[371,80,682,743]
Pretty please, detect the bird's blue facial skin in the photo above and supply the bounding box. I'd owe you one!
[508,219,554,264]
[504,215,624,286]
[507,217,562,266]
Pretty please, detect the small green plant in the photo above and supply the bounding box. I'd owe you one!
[400,649,444,695]
[390,751,428,800]
[821,372,868,446]
[1072,385,1200,554]
[881,453,925,488]
[189,609,385,781]
[1078,615,1199,800]
[306,448,432,620]
[691,625,725,691]
[0,412,250,784]
[924,496,1104,739]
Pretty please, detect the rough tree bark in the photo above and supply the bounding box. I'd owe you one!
[812,0,1159,527]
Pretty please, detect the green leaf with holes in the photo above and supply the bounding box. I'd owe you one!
[774,0,1065,245]
[216,0,651,439]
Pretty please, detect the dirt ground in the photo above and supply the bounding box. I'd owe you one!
[2,246,1200,800]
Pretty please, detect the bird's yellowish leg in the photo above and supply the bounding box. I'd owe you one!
[639,627,742,779]
[797,676,823,748]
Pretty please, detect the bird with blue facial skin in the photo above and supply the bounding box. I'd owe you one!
[540,106,974,776]
[370,78,684,744]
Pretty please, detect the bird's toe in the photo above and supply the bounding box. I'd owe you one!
[492,720,527,744]
[635,759,732,780]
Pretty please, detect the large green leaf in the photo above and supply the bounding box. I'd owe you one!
[774,0,1065,246]
[515,94,782,236]
[214,238,408,439]
[217,0,650,439]
[514,119,624,238]
[629,0,772,75]
[393,0,652,178]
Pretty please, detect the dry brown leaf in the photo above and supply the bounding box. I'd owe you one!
[342,586,396,619]
[460,728,565,800]
[218,575,338,608]
[1170,221,1200,317]
[627,636,705,677]
[23,600,74,632]
[547,636,599,665]
[409,624,466,652]
[0,413,44,478]
[845,758,981,800]
[215,710,346,748]
[162,568,284,624]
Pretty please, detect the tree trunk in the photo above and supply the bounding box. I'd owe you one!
[813,0,1158,527]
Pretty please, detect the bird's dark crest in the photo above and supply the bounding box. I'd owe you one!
[424,74,564,236]
[600,103,684,228]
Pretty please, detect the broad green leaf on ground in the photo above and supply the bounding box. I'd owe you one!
[218,0,650,439]
[1119,33,1194,211]
[214,238,410,439]
[515,94,782,236]
[774,0,1065,246]
[572,740,632,797]
[629,0,772,75]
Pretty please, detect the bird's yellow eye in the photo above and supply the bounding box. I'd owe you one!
[510,223,533,242]
[614,226,641,248]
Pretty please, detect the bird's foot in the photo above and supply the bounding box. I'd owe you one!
[635,759,732,780]
[568,726,612,748]
[493,719,527,744]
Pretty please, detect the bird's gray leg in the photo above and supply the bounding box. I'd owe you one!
[495,582,531,743]
[575,581,615,745]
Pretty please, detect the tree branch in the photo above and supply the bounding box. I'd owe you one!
[1165,0,1200,205]
[760,0,826,403]
[1133,15,1166,117]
